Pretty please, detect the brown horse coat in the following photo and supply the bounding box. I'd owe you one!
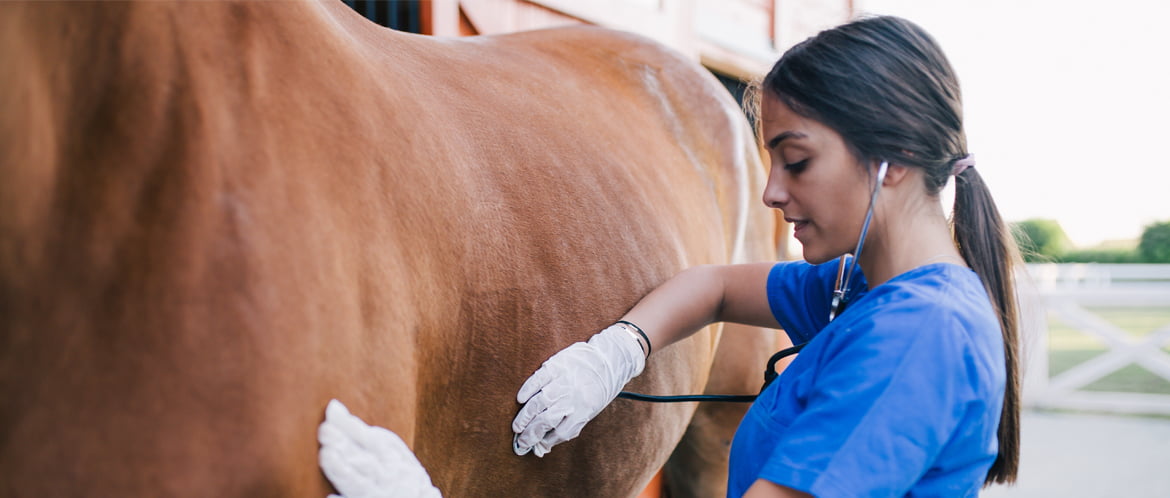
[0,2,784,496]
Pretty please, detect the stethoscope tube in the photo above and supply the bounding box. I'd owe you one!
[830,160,887,322]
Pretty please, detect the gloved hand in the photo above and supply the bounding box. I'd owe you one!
[511,324,647,457]
[318,399,442,498]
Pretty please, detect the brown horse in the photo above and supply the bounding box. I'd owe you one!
[0,1,785,496]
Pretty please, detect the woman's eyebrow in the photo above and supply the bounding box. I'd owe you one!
[766,131,807,150]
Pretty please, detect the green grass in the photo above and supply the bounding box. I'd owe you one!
[1046,306,1170,395]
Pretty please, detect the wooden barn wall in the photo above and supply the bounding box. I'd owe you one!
[343,1,852,82]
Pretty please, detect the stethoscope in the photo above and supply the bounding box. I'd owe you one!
[618,161,889,403]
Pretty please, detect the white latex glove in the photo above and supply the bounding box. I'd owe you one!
[511,324,647,457]
[318,399,442,498]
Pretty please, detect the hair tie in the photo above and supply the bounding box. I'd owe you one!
[952,154,975,176]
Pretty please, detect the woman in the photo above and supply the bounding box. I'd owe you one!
[510,15,1021,497]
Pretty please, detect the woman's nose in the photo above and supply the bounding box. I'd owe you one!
[762,173,789,209]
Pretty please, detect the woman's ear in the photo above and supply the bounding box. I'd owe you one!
[880,162,915,187]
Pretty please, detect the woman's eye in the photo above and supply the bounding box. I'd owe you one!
[784,159,809,173]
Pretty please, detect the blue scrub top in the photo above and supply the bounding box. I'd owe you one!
[727,260,1006,497]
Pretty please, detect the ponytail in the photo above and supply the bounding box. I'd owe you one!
[952,165,1021,485]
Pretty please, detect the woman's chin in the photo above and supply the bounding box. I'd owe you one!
[802,253,835,265]
[800,246,844,266]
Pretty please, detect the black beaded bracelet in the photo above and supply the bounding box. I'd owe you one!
[616,320,652,357]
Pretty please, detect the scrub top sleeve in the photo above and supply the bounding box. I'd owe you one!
[765,261,836,344]
[757,309,976,496]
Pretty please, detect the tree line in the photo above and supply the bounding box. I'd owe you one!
[1011,219,1170,263]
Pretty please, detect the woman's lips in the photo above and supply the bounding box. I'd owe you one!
[788,218,809,238]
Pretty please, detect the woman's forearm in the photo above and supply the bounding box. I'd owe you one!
[618,263,780,354]
[618,265,726,352]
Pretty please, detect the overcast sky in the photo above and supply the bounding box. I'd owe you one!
[847,0,1170,247]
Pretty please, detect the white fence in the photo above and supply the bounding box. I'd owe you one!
[1021,264,1170,415]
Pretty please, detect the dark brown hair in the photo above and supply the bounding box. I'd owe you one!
[758,15,1021,485]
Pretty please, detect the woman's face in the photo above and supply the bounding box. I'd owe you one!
[760,92,877,264]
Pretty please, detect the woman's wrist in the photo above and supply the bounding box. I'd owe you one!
[590,324,647,380]
[615,320,652,358]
